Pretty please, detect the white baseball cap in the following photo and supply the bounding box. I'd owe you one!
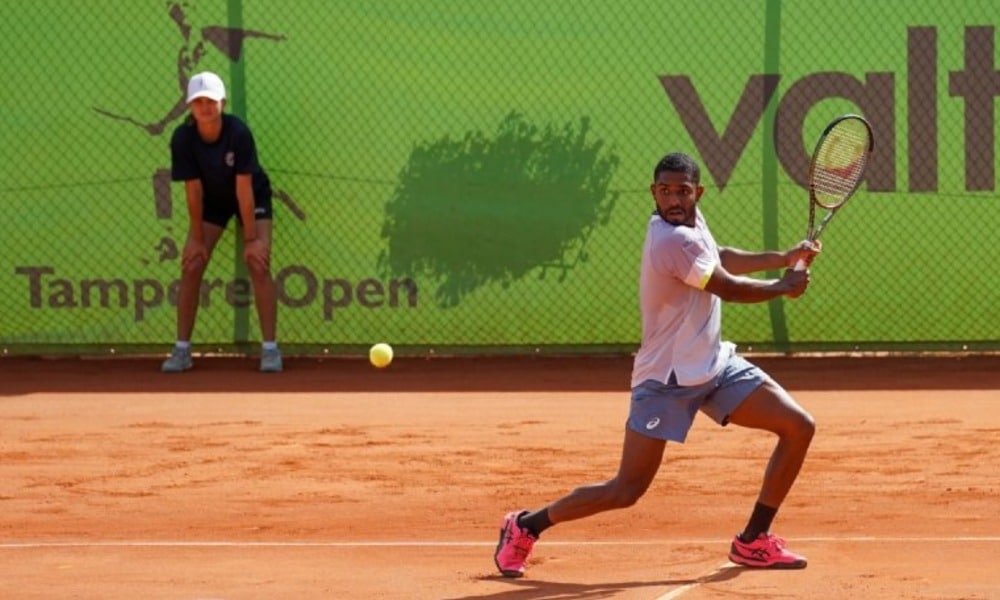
[186,71,226,103]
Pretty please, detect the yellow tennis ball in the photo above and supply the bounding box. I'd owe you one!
[369,343,393,368]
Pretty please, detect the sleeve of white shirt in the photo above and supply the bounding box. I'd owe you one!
[649,227,717,290]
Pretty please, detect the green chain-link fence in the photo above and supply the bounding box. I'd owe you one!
[3,1,999,356]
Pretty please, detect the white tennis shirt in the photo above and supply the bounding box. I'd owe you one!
[630,210,736,388]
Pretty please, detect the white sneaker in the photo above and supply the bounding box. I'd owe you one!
[161,347,193,372]
[260,348,283,373]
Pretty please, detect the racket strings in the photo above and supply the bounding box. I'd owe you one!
[811,128,870,208]
[813,163,865,204]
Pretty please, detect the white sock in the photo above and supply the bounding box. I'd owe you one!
[175,341,191,350]
[262,341,278,351]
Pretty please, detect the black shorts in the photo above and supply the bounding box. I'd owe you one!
[203,190,274,227]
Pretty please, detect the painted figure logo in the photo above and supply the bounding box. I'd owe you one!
[92,1,303,266]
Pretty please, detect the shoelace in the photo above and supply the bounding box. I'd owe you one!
[504,528,535,557]
[762,534,787,552]
[512,537,534,557]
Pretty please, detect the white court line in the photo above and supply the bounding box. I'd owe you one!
[1,535,998,548]
[653,562,734,600]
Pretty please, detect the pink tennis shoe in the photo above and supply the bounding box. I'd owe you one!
[729,532,808,569]
[494,511,537,578]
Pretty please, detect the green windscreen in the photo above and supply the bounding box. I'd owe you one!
[2,1,998,354]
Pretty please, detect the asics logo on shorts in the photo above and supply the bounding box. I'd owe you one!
[645,417,660,430]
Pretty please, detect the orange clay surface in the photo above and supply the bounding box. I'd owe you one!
[1,354,998,599]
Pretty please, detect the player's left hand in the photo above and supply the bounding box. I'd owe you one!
[243,239,270,271]
[780,267,811,299]
[787,239,822,269]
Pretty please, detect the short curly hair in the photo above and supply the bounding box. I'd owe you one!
[653,152,700,183]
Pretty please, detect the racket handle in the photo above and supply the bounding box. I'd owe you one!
[793,258,807,271]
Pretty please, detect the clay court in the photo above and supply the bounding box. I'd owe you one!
[1,354,998,599]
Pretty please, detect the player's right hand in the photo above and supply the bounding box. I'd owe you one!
[788,239,823,270]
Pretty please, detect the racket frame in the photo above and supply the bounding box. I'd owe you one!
[793,114,874,271]
[803,113,874,243]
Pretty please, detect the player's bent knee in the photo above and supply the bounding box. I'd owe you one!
[788,411,816,445]
[611,490,644,509]
[799,409,817,435]
[606,481,649,509]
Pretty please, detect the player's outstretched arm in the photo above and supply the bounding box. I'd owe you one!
[719,242,821,275]
[703,262,810,303]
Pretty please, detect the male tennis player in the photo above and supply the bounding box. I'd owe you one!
[495,152,821,576]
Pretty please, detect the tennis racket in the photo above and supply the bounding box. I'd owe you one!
[794,114,874,270]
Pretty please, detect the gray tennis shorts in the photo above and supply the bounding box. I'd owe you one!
[627,354,768,443]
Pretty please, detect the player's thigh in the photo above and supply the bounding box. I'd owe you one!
[182,222,226,253]
[201,222,226,254]
[613,427,666,489]
[726,379,814,436]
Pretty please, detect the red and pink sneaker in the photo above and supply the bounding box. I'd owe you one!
[494,511,537,578]
[729,532,808,569]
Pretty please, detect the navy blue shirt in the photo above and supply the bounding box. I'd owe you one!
[170,114,272,208]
